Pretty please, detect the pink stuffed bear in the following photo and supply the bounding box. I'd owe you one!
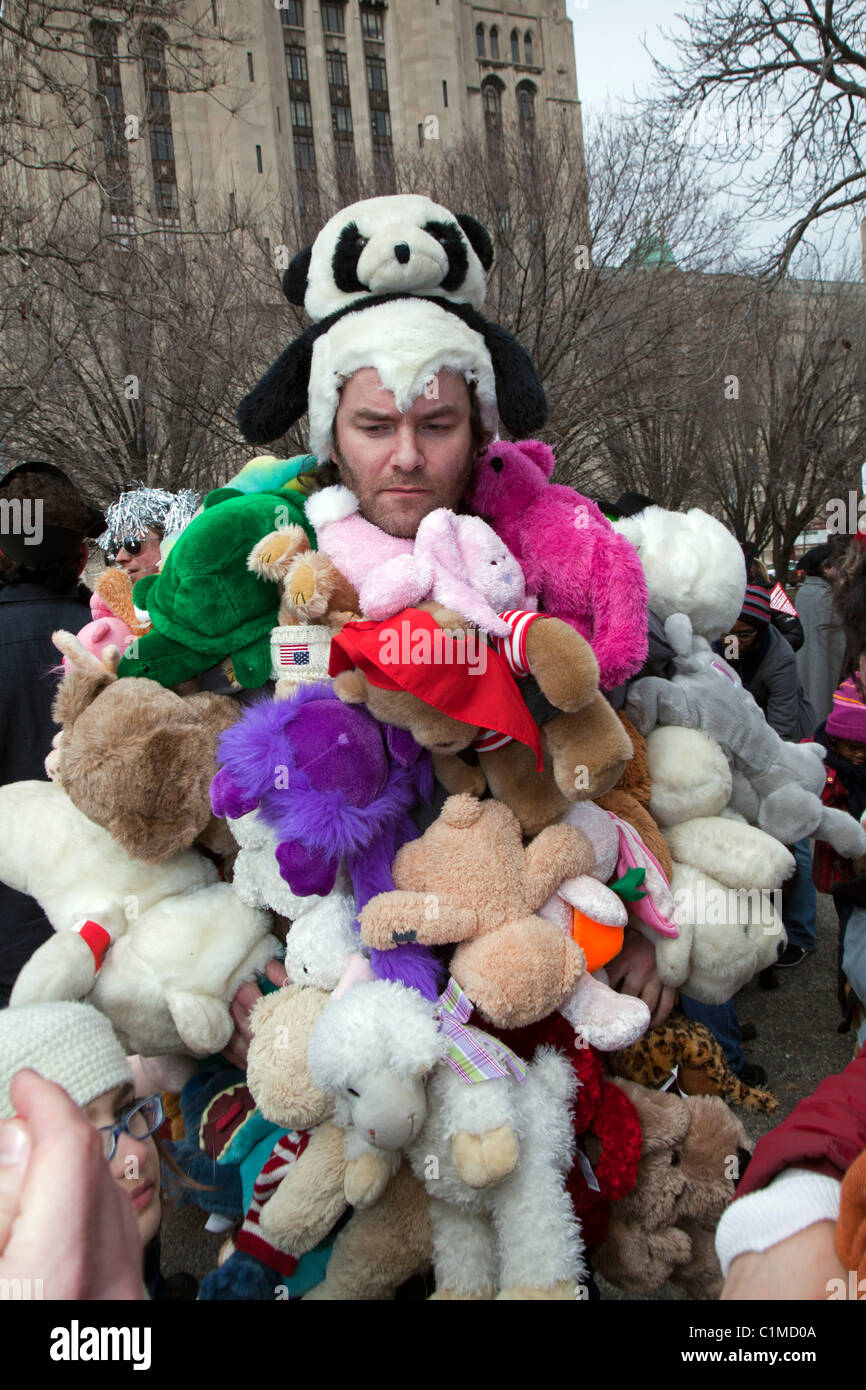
[305,486,529,636]
[64,592,137,668]
[468,439,649,690]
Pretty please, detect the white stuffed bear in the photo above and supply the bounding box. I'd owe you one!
[643,726,794,1003]
[4,782,278,1056]
[307,978,584,1300]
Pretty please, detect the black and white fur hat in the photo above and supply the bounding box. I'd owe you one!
[237,194,546,461]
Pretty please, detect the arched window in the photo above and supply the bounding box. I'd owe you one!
[524,30,533,65]
[482,76,503,153]
[475,23,485,58]
[489,25,499,60]
[517,80,535,136]
[510,28,519,62]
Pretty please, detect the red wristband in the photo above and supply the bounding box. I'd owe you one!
[76,920,112,970]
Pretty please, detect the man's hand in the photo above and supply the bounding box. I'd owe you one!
[721,1223,846,1301]
[605,928,676,1029]
[223,959,289,1068]
[0,1070,144,1299]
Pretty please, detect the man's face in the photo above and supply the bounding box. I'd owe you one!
[331,368,477,537]
[113,527,163,581]
[725,619,761,655]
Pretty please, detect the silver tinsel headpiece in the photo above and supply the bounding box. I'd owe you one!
[96,486,199,552]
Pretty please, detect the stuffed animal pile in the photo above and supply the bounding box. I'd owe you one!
[4,193,826,1303]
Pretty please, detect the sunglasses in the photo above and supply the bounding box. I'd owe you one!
[97,1094,164,1161]
[108,536,144,558]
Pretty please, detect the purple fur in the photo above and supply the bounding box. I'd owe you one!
[213,683,439,997]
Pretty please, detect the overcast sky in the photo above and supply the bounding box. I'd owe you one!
[564,0,862,275]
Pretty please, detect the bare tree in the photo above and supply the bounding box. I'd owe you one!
[646,0,866,276]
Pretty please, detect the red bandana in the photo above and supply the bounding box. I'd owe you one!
[329,609,543,768]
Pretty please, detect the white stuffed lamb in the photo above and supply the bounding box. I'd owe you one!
[643,726,794,1002]
[4,781,278,1056]
[307,978,584,1300]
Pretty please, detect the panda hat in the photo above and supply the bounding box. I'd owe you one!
[237,194,546,461]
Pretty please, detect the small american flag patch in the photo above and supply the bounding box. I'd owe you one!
[279,643,310,666]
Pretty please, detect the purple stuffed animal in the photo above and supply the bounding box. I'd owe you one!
[469,439,649,691]
[210,682,441,999]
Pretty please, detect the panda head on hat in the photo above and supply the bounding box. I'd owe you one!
[284,194,493,322]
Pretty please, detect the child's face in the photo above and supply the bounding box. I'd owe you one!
[83,1083,162,1246]
[834,737,866,766]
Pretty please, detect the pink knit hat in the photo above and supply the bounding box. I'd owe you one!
[826,676,866,743]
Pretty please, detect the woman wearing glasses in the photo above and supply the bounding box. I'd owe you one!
[0,1000,190,1299]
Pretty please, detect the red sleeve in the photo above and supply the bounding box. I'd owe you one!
[736,1044,866,1198]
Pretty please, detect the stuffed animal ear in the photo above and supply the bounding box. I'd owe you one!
[514,439,556,478]
[482,320,548,436]
[282,245,313,305]
[236,328,318,445]
[456,214,494,271]
[382,723,422,769]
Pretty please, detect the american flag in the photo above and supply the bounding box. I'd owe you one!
[278,643,310,666]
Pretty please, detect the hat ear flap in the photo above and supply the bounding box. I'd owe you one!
[282,245,313,305]
[456,214,493,271]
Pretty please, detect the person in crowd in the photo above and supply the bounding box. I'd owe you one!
[812,677,866,1004]
[0,462,104,1004]
[741,541,804,651]
[0,1001,195,1299]
[98,485,198,582]
[796,542,846,723]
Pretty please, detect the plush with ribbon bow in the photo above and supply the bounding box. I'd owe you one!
[307,978,585,1299]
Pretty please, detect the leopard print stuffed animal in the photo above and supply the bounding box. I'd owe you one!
[609,1015,777,1113]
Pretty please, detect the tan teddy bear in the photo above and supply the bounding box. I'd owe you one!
[360,793,593,1028]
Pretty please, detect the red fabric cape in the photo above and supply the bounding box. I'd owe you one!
[329,608,543,769]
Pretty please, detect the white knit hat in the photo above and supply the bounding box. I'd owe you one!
[0,1002,133,1119]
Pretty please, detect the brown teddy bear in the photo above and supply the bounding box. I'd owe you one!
[246,982,432,1298]
[50,630,239,863]
[247,523,360,628]
[592,1077,752,1299]
[597,711,673,882]
[331,603,632,835]
[360,792,593,1028]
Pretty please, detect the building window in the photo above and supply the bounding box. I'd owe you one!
[276,105,281,131]
[247,51,255,81]
[321,2,345,35]
[211,2,218,24]
[517,81,535,136]
[110,211,136,250]
[482,77,503,152]
[290,97,313,128]
[366,54,387,92]
[91,23,129,166]
[256,143,263,172]
[285,43,308,82]
[442,78,448,107]
[361,7,384,41]
[524,30,533,65]
[371,108,391,140]
[142,29,181,239]
[418,121,424,147]
[326,50,349,87]
[294,132,316,169]
[476,23,485,58]
[510,28,519,62]
[331,103,353,135]
[490,25,499,60]
[279,0,304,26]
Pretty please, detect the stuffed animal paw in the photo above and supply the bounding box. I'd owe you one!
[451,1125,519,1188]
[343,1150,395,1209]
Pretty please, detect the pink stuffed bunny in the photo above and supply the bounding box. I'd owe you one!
[468,440,649,690]
[305,486,528,636]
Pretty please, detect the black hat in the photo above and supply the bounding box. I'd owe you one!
[0,461,103,567]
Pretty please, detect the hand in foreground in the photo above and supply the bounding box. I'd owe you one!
[0,1070,144,1299]
[223,959,289,1068]
[605,928,676,1029]
[721,1222,847,1301]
